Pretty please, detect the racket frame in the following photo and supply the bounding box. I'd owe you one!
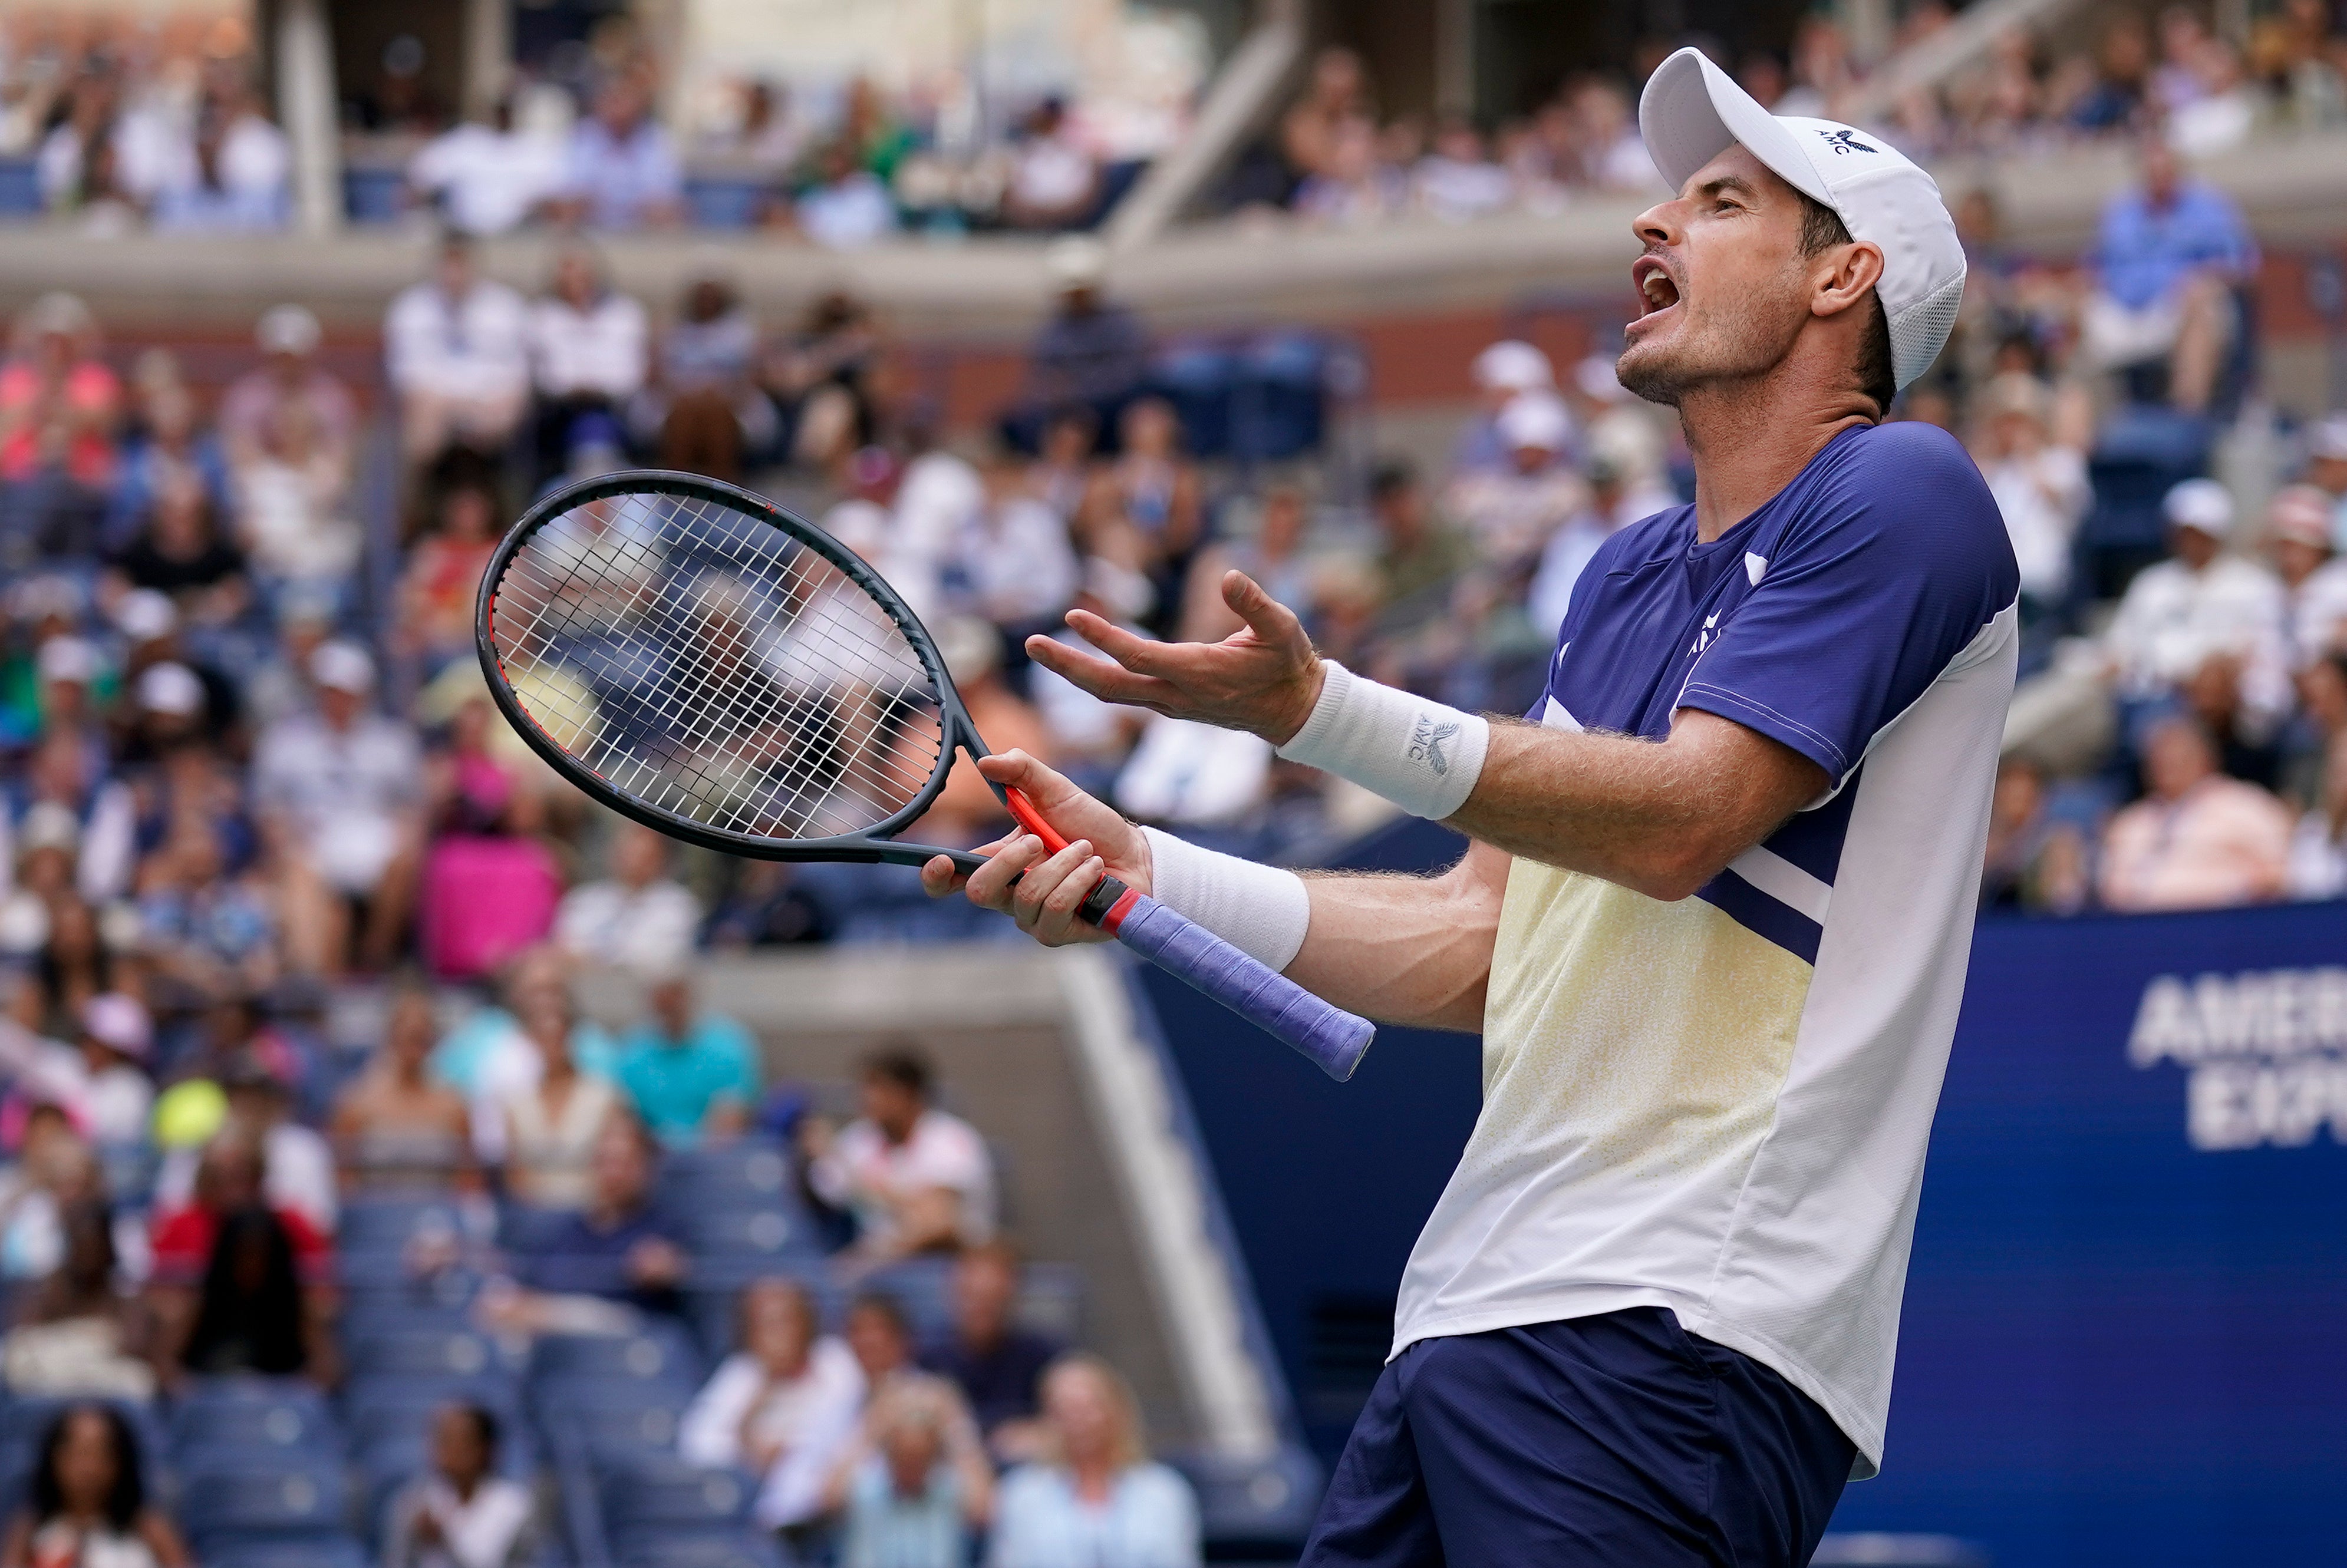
[475,468,1003,876]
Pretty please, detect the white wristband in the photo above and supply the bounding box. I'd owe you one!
[1140,827,1311,972]
[1274,661,1488,821]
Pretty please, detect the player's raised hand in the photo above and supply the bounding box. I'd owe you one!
[1027,570,1326,745]
[918,750,1150,947]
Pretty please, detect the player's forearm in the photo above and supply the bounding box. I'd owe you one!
[1281,847,1507,1032]
[1443,721,1777,901]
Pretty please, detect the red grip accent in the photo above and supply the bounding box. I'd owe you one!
[1099,886,1143,935]
[1004,786,1071,854]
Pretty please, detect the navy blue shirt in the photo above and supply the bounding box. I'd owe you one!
[1537,420,2019,961]
[519,1202,685,1316]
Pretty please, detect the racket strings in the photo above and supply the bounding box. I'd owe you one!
[487,489,948,840]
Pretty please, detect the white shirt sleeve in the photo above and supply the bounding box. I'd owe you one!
[678,1355,759,1467]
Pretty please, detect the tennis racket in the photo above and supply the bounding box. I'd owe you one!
[474,470,1373,1082]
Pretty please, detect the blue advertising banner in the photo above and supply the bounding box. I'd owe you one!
[1146,883,2347,1568]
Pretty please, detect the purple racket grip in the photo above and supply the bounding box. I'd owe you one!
[1103,889,1374,1081]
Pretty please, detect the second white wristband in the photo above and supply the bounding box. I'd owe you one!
[1140,827,1312,973]
[1274,660,1488,821]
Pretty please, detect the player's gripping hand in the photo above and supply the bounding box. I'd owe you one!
[918,751,1151,948]
[1026,570,1326,745]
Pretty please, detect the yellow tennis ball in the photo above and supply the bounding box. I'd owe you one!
[153,1079,228,1149]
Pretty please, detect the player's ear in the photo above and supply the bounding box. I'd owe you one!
[1814,240,1885,320]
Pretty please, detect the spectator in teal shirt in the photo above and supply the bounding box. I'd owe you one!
[615,968,759,1146]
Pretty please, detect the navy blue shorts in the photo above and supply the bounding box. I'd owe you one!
[1302,1308,1854,1568]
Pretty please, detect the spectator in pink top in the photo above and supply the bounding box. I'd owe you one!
[2099,715,2295,911]
[0,294,121,490]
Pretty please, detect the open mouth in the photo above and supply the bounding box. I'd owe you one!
[1631,256,1681,318]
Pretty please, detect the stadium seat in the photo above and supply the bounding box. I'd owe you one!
[201,1533,371,1568]
[618,1539,790,1568]
[528,1322,703,1390]
[656,1140,793,1209]
[339,1197,469,1255]
[600,1455,756,1539]
[176,1462,349,1543]
[345,1325,502,1382]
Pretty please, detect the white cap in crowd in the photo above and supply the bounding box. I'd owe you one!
[312,639,378,695]
[256,303,322,357]
[2266,484,2334,549]
[1638,46,1967,391]
[36,635,101,686]
[1496,392,1573,454]
[114,589,179,643]
[1472,340,1555,394]
[16,801,80,858]
[1046,236,1109,293]
[138,661,205,717]
[2163,477,2234,536]
[1573,354,1631,405]
[81,992,153,1060]
[2309,413,2347,464]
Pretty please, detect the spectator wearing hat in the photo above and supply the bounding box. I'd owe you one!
[1525,448,1683,640]
[2101,479,2290,742]
[553,823,701,973]
[250,641,424,974]
[385,234,532,474]
[2269,484,2347,669]
[43,994,154,1150]
[528,246,648,487]
[1012,239,1151,451]
[0,293,121,497]
[1972,371,2092,620]
[612,969,757,1149]
[548,75,684,233]
[219,306,358,474]
[110,588,239,744]
[6,732,135,908]
[1452,341,1561,477]
[1445,392,1589,574]
[2079,136,2256,415]
[2302,412,2347,552]
[949,443,1082,645]
[29,636,105,745]
[2101,714,2295,911]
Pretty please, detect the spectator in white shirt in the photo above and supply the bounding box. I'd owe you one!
[1444,392,1590,572]
[150,79,289,232]
[384,1404,536,1568]
[680,1279,865,1478]
[219,306,357,478]
[1527,452,1682,639]
[1003,97,1100,232]
[1410,119,1513,223]
[793,139,898,250]
[0,993,153,1152]
[384,235,532,473]
[2287,731,2347,900]
[988,1355,1202,1568]
[554,823,701,970]
[1973,372,2091,616]
[251,642,424,973]
[2102,480,2289,728]
[2267,484,2347,668]
[528,246,648,486]
[806,1045,997,1261]
[952,445,1080,636]
[407,95,565,236]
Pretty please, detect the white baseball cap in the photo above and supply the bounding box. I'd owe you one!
[1638,47,1966,392]
[1496,392,1573,453]
[36,635,100,685]
[2164,477,2233,536]
[2309,413,2347,463]
[138,661,205,717]
[256,303,322,357]
[311,639,377,694]
[2268,484,2334,549]
[81,992,152,1059]
[1471,340,1555,394]
[114,589,178,643]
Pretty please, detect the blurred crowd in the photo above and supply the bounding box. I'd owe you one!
[1254,5,2347,227]
[1,8,1197,243]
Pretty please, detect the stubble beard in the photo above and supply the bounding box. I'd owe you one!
[1616,281,1809,411]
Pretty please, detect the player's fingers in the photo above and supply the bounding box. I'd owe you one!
[918,853,968,899]
[1224,570,1309,651]
[964,833,1043,911]
[1031,856,1106,946]
[1026,633,1182,707]
[1010,838,1093,935]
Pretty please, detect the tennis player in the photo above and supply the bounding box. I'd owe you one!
[925,49,2018,1566]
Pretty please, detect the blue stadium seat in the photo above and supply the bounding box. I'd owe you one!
[618,1539,790,1568]
[339,1197,468,1255]
[1229,331,1330,461]
[345,1326,502,1381]
[499,1203,581,1255]
[204,1533,371,1568]
[171,1381,341,1475]
[601,1455,756,1540]
[0,159,41,217]
[177,1462,348,1541]
[528,1323,702,1390]
[657,1140,794,1211]
[683,1207,818,1268]
[684,175,766,229]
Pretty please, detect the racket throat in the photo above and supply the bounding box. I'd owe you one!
[1083,877,1140,933]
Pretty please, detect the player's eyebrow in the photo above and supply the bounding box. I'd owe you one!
[1695,174,1759,203]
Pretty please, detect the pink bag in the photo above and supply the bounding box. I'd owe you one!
[419,834,562,980]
